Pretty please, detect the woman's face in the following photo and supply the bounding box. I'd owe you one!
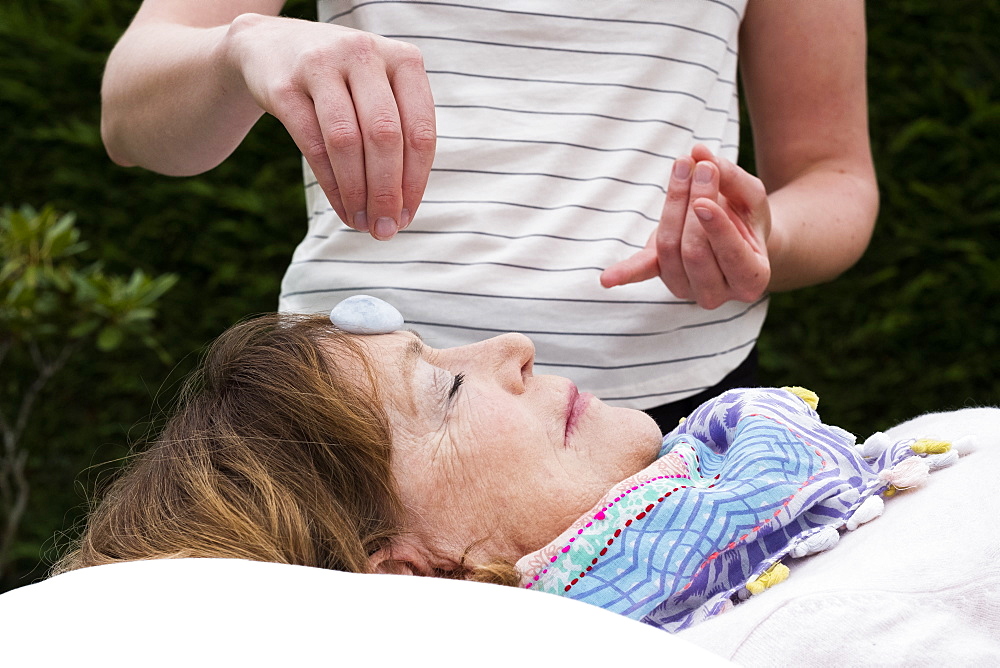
[352,331,662,571]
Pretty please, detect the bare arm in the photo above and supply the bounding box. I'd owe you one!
[602,0,878,307]
[101,0,284,174]
[741,0,878,290]
[101,0,437,240]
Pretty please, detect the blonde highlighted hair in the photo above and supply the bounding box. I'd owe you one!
[54,313,519,586]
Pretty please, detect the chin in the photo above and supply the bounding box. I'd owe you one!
[615,406,664,456]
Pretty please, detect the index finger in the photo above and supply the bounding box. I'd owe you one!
[600,246,659,288]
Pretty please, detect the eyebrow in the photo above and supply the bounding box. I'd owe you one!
[401,336,424,415]
[403,338,424,367]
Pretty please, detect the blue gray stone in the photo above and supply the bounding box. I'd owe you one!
[329,295,404,335]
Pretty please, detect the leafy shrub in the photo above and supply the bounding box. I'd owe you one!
[1,205,175,580]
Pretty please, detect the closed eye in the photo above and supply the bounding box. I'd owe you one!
[448,373,465,399]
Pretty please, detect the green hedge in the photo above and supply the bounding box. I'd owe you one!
[0,0,315,589]
[1,0,997,591]
[760,0,1000,429]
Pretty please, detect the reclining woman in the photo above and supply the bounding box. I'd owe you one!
[54,310,962,631]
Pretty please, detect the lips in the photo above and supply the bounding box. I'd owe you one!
[564,382,593,445]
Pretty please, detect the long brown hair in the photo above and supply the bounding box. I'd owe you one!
[54,314,403,575]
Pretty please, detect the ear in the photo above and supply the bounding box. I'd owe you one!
[367,538,433,576]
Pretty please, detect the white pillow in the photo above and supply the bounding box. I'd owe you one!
[0,557,731,666]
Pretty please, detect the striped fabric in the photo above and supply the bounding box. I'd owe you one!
[279,0,765,408]
[517,388,911,632]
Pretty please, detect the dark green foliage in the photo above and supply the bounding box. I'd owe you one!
[0,0,997,591]
[0,0,313,590]
[1,205,176,580]
[757,0,1000,433]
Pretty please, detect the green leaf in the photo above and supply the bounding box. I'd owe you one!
[119,307,156,325]
[7,207,31,239]
[68,319,100,338]
[43,211,82,258]
[96,325,124,351]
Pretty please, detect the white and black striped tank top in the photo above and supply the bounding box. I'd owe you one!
[279,0,766,409]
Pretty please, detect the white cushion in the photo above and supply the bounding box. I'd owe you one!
[0,557,730,666]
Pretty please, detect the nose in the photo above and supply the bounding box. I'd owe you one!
[486,333,534,393]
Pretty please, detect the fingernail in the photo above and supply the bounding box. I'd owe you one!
[354,211,369,232]
[374,217,398,240]
[400,208,411,229]
[694,206,713,222]
[694,163,713,184]
[673,159,691,181]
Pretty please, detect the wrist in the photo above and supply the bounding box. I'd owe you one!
[221,14,274,89]
[764,214,787,285]
[216,14,272,115]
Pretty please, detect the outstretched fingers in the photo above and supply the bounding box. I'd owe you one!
[602,144,771,307]
[275,28,436,240]
[347,40,405,240]
[227,19,438,239]
[715,154,770,249]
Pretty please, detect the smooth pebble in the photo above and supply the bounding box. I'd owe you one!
[329,295,404,335]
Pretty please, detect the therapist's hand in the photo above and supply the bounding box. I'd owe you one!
[600,145,771,309]
[225,14,436,240]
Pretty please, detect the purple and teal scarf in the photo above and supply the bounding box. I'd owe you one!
[517,387,948,631]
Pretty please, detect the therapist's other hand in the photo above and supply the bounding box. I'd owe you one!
[600,145,771,309]
[225,14,436,240]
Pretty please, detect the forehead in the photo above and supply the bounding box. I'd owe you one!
[347,330,427,391]
[316,330,426,418]
[317,329,421,382]
[357,330,424,362]
[357,331,436,421]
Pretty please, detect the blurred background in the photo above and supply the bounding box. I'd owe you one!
[1,0,997,592]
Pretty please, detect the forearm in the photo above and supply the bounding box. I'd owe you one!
[766,162,878,292]
[101,18,264,175]
[737,0,877,294]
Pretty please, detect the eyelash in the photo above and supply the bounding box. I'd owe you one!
[448,373,465,399]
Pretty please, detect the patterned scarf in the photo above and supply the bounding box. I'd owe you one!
[517,387,939,631]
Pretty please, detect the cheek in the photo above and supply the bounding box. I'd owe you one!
[447,406,519,465]
[456,388,549,439]
[446,401,555,484]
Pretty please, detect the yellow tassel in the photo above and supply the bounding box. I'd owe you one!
[745,561,790,595]
[782,386,819,410]
[678,416,687,425]
[884,486,898,497]
[911,438,951,455]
